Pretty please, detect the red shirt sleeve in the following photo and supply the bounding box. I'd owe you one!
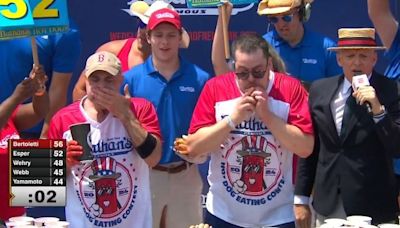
[287,80,314,135]
[189,81,217,134]
[48,113,63,139]
[131,98,162,140]
[10,105,20,123]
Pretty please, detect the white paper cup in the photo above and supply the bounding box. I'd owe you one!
[8,217,35,225]
[347,215,372,225]
[34,217,59,227]
[45,221,69,228]
[324,218,348,226]
[10,226,37,228]
[5,221,32,228]
[378,224,400,228]
[319,224,335,228]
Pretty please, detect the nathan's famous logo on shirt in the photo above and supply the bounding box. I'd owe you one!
[64,130,133,157]
[76,156,138,227]
[221,135,285,205]
[302,58,318,64]
[91,137,133,156]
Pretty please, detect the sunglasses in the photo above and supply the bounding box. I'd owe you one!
[267,11,298,24]
[235,69,267,80]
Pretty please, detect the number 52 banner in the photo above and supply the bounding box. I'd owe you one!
[0,0,69,40]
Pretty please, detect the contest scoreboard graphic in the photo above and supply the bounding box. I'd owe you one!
[9,139,66,207]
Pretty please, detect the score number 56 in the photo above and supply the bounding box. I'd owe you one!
[0,0,59,20]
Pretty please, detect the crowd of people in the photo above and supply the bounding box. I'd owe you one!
[1,0,400,227]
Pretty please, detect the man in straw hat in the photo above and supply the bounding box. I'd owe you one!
[294,28,400,227]
[257,0,341,86]
[48,51,162,228]
[175,33,314,228]
[124,6,210,228]
[72,0,190,101]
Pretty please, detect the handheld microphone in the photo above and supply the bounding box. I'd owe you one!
[351,74,372,113]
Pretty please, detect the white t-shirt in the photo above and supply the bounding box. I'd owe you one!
[190,72,313,227]
[48,97,161,228]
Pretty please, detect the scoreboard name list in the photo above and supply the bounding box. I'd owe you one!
[9,139,66,206]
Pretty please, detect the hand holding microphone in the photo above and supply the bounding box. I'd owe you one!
[351,74,383,115]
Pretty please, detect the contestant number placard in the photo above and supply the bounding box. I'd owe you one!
[9,139,66,206]
[0,0,69,39]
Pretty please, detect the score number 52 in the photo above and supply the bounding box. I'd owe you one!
[0,0,59,20]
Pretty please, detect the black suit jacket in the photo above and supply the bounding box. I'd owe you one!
[295,72,400,224]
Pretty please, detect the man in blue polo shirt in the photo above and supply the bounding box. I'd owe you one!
[368,0,400,79]
[257,0,341,86]
[0,21,81,139]
[368,0,400,207]
[123,7,210,228]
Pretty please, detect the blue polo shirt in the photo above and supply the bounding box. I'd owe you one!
[0,22,80,103]
[384,28,400,175]
[123,56,210,164]
[263,26,342,82]
[384,27,400,79]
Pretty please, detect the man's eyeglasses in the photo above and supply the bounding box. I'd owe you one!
[267,11,297,24]
[235,69,267,80]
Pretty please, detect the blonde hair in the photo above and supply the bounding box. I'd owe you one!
[269,45,286,73]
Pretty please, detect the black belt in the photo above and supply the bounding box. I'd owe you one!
[153,162,192,174]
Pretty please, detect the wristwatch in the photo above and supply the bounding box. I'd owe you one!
[373,105,386,118]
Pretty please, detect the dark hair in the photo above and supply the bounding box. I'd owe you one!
[232,33,271,61]
[146,26,183,36]
[231,33,286,73]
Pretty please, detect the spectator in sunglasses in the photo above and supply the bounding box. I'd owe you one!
[72,0,190,101]
[257,0,342,86]
[175,33,314,228]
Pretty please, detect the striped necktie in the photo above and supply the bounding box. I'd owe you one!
[340,89,355,136]
[334,87,352,135]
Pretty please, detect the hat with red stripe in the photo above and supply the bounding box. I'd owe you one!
[328,28,386,51]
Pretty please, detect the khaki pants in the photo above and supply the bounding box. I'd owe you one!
[150,163,203,228]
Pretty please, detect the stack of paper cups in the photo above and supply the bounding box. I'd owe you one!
[45,221,70,228]
[347,215,372,226]
[324,218,349,227]
[378,224,400,228]
[7,216,35,227]
[34,217,59,227]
